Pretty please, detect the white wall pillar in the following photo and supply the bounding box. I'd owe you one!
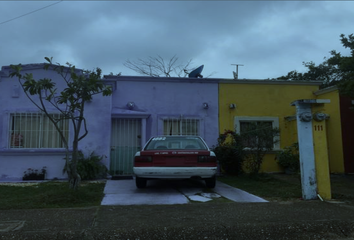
[293,101,317,200]
[291,99,330,200]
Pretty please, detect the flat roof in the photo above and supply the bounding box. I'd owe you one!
[104,75,323,86]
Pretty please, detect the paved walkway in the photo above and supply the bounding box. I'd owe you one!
[101,179,267,205]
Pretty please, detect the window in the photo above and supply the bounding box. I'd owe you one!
[9,113,69,149]
[163,118,199,136]
[235,117,280,150]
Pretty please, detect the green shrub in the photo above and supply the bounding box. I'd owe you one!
[275,143,300,174]
[77,152,108,180]
[23,167,47,180]
[213,130,244,175]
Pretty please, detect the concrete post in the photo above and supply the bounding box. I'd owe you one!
[291,99,331,200]
[293,101,318,200]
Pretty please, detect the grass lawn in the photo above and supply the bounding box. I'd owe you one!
[1,174,352,209]
[0,181,105,210]
[218,173,303,201]
[218,173,354,202]
[330,174,354,200]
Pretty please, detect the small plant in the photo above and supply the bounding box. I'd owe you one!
[23,167,47,180]
[275,143,300,174]
[213,130,244,175]
[76,151,108,180]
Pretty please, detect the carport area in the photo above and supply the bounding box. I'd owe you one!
[101,179,267,205]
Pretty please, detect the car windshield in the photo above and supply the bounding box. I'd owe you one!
[145,136,208,150]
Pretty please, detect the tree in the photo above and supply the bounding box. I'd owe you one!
[278,34,354,97]
[124,55,195,77]
[10,57,112,189]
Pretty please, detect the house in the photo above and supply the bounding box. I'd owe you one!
[0,62,349,181]
[0,64,113,180]
[218,80,346,174]
[0,64,219,180]
[103,75,219,176]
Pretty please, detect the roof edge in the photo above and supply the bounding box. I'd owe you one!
[219,79,323,86]
[103,75,219,83]
[1,63,84,77]
[104,75,323,85]
[313,85,338,96]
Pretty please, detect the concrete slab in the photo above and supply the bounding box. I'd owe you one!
[101,193,189,205]
[201,192,221,198]
[101,179,267,206]
[214,181,268,203]
[178,187,204,197]
[178,186,222,202]
[188,195,212,202]
[101,180,189,205]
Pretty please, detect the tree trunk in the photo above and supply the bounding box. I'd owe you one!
[68,135,81,190]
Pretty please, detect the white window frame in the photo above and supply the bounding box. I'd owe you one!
[234,116,280,150]
[8,112,69,149]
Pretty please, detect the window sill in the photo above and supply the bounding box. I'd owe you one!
[0,149,72,156]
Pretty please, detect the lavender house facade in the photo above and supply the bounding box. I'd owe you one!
[0,64,219,180]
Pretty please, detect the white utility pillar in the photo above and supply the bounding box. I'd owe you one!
[291,99,330,200]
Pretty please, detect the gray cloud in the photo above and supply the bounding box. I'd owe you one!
[1,1,353,79]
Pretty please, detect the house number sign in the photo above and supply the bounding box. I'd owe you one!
[314,125,324,131]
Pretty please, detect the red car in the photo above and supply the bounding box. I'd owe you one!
[133,136,217,188]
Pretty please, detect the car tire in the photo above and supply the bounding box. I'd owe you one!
[205,176,216,188]
[136,177,147,188]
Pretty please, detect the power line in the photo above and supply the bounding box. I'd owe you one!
[0,1,63,25]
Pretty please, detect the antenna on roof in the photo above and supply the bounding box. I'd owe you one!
[231,64,243,79]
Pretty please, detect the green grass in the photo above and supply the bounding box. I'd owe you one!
[1,174,352,209]
[218,173,354,202]
[0,181,105,210]
[330,174,354,200]
[218,174,303,201]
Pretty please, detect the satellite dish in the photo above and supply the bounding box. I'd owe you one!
[188,65,204,78]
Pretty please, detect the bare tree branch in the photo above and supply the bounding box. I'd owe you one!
[124,55,196,77]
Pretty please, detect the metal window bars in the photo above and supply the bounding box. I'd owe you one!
[163,118,200,136]
[9,113,69,149]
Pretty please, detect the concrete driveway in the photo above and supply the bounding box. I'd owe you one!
[101,179,267,205]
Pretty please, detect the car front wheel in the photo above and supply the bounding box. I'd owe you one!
[136,177,147,188]
[205,176,216,188]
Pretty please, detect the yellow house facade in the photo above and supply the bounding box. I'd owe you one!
[218,80,345,173]
[313,87,345,173]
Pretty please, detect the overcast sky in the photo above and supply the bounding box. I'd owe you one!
[1,1,353,79]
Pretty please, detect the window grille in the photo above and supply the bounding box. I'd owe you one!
[240,121,274,148]
[163,118,199,136]
[9,113,69,149]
